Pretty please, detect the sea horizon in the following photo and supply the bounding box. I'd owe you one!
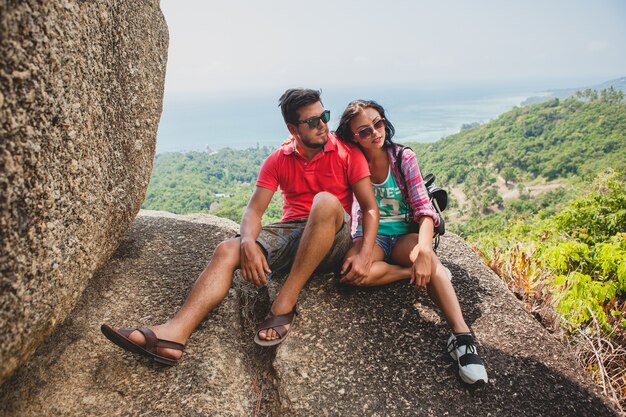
[155,84,545,154]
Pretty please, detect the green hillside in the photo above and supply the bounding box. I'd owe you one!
[409,88,626,236]
[415,88,625,183]
[143,147,282,224]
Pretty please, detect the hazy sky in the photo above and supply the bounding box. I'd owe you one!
[160,0,626,96]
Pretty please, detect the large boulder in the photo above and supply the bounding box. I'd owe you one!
[0,1,168,385]
[270,234,617,416]
[1,211,263,416]
[0,212,618,416]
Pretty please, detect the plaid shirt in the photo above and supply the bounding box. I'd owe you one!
[351,144,440,235]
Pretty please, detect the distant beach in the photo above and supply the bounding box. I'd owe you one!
[156,85,535,154]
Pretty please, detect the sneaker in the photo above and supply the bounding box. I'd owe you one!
[447,333,488,385]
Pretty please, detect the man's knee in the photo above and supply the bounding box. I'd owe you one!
[212,238,241,265]
[310,192,343,219]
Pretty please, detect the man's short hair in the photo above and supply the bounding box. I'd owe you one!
[278,88,323,125]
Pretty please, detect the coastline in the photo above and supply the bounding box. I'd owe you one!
[155,88,533,155]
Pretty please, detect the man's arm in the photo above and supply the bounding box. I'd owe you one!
[240,186,275,287]
[341,176,379,282]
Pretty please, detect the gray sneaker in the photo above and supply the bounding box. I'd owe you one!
[447,333,488,385]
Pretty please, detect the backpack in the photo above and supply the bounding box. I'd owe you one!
[395,146,447,249]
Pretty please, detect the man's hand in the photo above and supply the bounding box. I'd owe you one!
[410,245,433,288]
[240,238,271,287]
[340,251,372,285]
[239,186,274,287]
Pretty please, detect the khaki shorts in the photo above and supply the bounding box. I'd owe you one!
[256,211,351,274]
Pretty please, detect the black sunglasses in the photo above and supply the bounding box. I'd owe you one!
[355,118,385,140]
[296,110,331,129]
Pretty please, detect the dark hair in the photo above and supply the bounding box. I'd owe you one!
[335,99,396,148]
[278,88,323,125]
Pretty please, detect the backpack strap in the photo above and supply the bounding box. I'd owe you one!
[394,145,446,248]
[394,146,413,223]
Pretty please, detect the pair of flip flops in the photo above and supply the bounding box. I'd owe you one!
[254,306,298,347]
[100,324,185,366]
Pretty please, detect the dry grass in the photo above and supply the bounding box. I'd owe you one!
[477,244,626,415]
[574,309,626,415]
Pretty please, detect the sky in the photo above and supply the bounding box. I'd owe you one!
[160,0,626,97]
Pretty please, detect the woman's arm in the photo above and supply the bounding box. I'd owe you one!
[398,148,440,227]
[341,177,379,283]
[410,215,435,287]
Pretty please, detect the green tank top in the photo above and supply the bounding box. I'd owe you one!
[358,167,410,236]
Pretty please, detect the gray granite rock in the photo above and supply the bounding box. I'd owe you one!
[267,234,618,416]
[0,212,262,416]
[0,212,618,416]
[0,1,168,384]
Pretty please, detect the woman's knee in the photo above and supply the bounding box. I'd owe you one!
[429,259,452,285]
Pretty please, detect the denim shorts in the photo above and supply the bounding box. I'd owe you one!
[256,211,352,274]
[353,232,401,261]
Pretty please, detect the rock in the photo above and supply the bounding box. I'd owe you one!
[0,212,260,416]
[267,234,618,416]
[0,1,168,385]
[0,212,618,416]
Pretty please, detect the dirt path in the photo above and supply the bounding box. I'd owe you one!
[449,185,467,207]
[496,175,566,201]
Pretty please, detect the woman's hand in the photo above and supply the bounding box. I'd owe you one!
[410,245,433,288]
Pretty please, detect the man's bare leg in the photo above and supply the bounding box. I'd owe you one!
[125,238,243,358]
[258,192,345,341]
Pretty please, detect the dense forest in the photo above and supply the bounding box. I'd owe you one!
[144,147,282,224]
[411,87,626,237]
[143,90,626,410]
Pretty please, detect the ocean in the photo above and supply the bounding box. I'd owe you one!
[155,85,535,154]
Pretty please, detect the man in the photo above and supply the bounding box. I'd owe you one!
[101,88,379,363]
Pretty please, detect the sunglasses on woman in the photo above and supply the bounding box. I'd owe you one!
[296,110,331,129]
[355,118,385,141]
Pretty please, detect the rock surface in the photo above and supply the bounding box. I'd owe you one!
[0,212,261,416]
[0,1,168,384]
[270,234,617,416]
[0,212,618,416]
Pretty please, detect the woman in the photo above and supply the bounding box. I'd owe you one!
[335,100,488,385]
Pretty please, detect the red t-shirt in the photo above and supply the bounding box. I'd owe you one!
[257,133,370,222]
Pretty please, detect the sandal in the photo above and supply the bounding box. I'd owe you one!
[253,306,298,347]
[100,324,185,366]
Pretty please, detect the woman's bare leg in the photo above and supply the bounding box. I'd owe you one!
[391,234,470,333]
[340,238,410,286]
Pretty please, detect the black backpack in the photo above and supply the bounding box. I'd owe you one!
[395,146,447,249]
